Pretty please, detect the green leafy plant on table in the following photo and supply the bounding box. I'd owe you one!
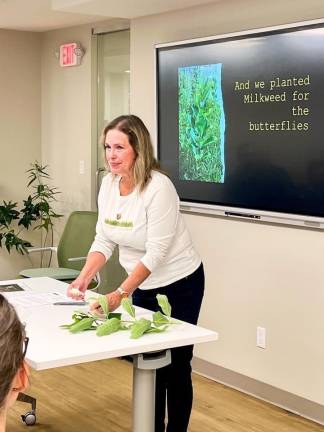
[61,294,176,339]
[0,162,62,265]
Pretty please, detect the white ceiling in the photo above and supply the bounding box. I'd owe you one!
[0,0,220,32]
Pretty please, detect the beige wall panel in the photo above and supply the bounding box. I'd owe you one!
[0,30,41,279]
[41,25,93,236]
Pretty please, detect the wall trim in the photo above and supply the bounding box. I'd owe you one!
[192,357,324,426]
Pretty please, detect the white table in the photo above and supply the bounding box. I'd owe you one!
[1,277,218,431]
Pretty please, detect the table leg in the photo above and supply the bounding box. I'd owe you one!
[132,350,171,432]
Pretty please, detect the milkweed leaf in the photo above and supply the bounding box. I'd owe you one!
[130,318,151,339]
[96,317,121,336]
[98,295,109,318]
[121,297,136,319]
[69,317,95,333]
[108,312,122,320]
[153,311,169,327]
[156,294,171,317]
[146,325,169,334]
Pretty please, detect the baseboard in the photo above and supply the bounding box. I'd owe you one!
[192,357,324,425]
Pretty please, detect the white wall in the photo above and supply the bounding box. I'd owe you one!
[130,0,324,405]
[0,30,41,279]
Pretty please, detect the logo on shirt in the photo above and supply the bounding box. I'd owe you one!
[104,218,133,228]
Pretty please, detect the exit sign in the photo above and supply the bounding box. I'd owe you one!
[59,42,83,67]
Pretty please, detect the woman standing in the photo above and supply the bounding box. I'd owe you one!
[68,114,204,432]
[0,294,29,432]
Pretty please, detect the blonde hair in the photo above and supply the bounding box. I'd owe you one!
[0,294,25,410]
[101,115,163,191]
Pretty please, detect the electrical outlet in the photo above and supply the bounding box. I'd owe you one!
[257,326,266,349]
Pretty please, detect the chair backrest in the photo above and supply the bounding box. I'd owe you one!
[57,211,127,293]
[57,211,98,270]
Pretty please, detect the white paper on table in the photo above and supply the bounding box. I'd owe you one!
[1,291,71,308]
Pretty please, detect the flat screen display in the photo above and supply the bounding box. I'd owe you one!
[157,22,324,219]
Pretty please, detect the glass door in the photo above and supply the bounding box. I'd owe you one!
[92,29,130,293]
[96,30,130,198]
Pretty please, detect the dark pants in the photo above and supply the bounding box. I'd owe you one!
[132,263,205,432]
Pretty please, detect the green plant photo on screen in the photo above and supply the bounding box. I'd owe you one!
[178,63,225,183]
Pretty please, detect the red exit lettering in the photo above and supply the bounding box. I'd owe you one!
[59,43,77,67]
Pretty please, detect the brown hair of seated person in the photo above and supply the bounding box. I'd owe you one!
[0,294,29,430]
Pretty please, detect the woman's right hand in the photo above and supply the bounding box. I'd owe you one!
[66,252,106,300]
[67,277,90,300]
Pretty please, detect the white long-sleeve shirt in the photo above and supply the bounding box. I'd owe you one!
[89,171,201,290]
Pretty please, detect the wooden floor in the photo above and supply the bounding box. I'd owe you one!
[7,359,324,432]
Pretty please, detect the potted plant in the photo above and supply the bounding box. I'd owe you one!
[0,162,62,266]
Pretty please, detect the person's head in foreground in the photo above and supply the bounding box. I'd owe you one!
[0,294,29,431]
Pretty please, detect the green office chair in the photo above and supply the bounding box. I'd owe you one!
[20,210,127,293]
[19,211,100,287]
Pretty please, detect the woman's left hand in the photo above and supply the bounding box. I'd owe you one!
[89,291,121,314]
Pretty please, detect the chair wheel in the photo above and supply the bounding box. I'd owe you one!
[21,411,36,426]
